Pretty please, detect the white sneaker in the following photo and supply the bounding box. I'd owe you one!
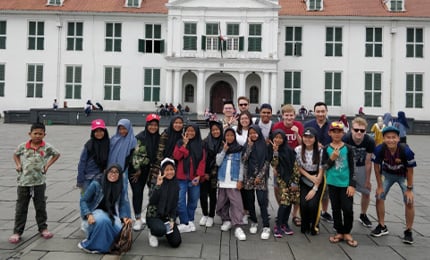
[133,219,143,231]
[188,221,196,231]
[199,216,208,226]
[250,223,258,234]
[235,227,247,241]
[177,223,193,233]
[220,221,232,231]
[206,217,214,227]
[242,215,249,225]
[141,217,146,225]
[148,230,158,247]
[261,227,271,240]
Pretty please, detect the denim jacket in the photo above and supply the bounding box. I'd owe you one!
[77,148,103,187]
[79,180,131,219]
[216,151,243,182]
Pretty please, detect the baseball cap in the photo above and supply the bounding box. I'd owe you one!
[146,113,160,123]
[303,127,317,137]
[91,119,106,130]
[382,126,400,136]
[329,121,344,131]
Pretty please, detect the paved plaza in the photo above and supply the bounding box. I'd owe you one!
[0,121,429,260]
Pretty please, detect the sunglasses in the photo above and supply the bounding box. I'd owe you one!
[353,128,366,133]
[239,103,248,107]
[331,121,344,128]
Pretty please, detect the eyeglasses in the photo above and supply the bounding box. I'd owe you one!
[239,103,248,107]
[108,169,120,175]
[353,128,366,133]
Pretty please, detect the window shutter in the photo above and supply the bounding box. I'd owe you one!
[239,36,244,51]
[294,43,302,56]
[138,39,145,53]
[160,40,165,53]
[201,35,206,50]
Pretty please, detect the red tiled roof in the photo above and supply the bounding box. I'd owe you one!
[0,0,168,14]
[279,0,430,18]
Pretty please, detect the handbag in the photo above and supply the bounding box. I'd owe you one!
[300,176,314,187]
[110,218,133,255]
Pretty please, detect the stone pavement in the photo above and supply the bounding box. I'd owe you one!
[0,122,429,260]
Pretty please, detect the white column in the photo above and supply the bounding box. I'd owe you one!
[197,70,205,115]
[270,72,278,109]
[173,70,181,105]
[165,69,173,103]
[261,72,270,104]
[238,71,246,98]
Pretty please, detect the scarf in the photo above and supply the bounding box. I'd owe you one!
[180,123,203,177]
[85,128,110,172]
[223,128,244,154]
[204,121,223,170]
[245,124,267,176]
[108,119,137,170]
[100,164,123,224]
[163,115,184,158]
[135,120,160,163]
[156,177,179,217]
[270,129,296,181]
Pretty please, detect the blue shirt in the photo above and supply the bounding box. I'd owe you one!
[304,119,332,146]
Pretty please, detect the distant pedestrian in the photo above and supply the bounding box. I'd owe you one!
[370,116,385,146]
[52,99,59,110]
[9,122,61,244]
[382,112,393,127]
[339,114,350,133]
[299,105,307,120]
[394,111,409,144]
[84,100,93,117]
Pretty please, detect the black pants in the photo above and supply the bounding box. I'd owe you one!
[300,177,324,234]
[128,168,149,218]
[146,217,181,248]
[243,189,269,227]
[14,184,48,235]
[328,185,353,234]
[199,180,217,217]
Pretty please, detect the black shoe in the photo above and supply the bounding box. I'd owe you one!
[359,214,372,228]
[321,212,334,223]
[403,229,414,244]
[371,224,389,237]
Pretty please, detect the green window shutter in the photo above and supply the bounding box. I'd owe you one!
[104,85,111,100]
[365,44,372,57]
[153,87,160,101]
[201,35,206,50]
[28,38,35,50]
[375,44,382,57]
[374,92,381,107]
[364,73,372,90]
[406,93,413,108]
[37,38,44,50]
[106,23,113,37]
[114,23,121,37]
[365,28,373,42]
[239,36,244,51]
[375,28,382,42]
[293,72,301,88]
[374,73,381,90]
[105,67,112,84]
[105,39,112,51]
[114,39,121,52]
[293,90,300,105]
[36,65,43,81]
[223,40,226,51]
[35,83,43,97]
[160,40,165,53]
[406,45,413,57]
[416,74,423,91]
[364,92,372,107]
[76,22,83,36]
[66,67,73,83]
[286,27,293,41]
[325,43,332,56]
[113,68,121,84]
[138,39,145,53]
[153,69,160,85]
[144,87,151,101]
[325,73,332,89]
[29,22,36,35]
[144,69,152,85]
[284,90,292,104]
[326,27,333,41]
[113,86,120,100]
[295,43,302,56]
[324,91,331,106]
[334,73,341,89]
[146,24,153,38]
[285,43,293,56]
[76,38,83,51]
[335,43,342,56]
[65,85,73,98]
[27,84,34,97]
[406,74,413,91]
[416,45,423,57]
[154,25,161,39]
[285,72,292,88]
[415,93,423,108]
[75,85,82,99]
[0,83,4,96]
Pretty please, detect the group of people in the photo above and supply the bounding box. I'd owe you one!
[8,98,417,254]
[158,103,190,117]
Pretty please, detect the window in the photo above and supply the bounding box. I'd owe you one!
[285,26,302,56]
[28,21,44,50]
[104,67,121,100]
[126,0,139,7]
[65,66,82,99]
[47,0,62,6]
[364,72,382,107]
[105,23,122,52]
[183,23,197,50]
[324,72,341,106]
[67,22,83,51]
[249,86,259,104]
[325,27,342,57]
[406,73,423,108]
[204,23,219,51]
[143,68,160,102]
[0,64,4,97]
[390,0,403,11]
[308,0,322,11]
[248,24,262,52]
[284,71,301,105]
[0,21,6,49]
[365,27,382,57]
[184,84,194,102]
[406,28,423,58]
[27,64,43,98]
[227,23,242,51]
[139,24,164,53]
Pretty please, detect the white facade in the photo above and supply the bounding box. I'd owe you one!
[0,0,429,119]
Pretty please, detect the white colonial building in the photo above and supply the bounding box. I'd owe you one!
[0,0,429,119]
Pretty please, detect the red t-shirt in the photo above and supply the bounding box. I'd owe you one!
[272,121,304,149]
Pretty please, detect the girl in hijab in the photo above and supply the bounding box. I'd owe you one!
[173,123,206,233]
[79,164,131,253]
[146,158,181,248]
[242,125,271,240]
[129,114,160,231]
[339,114,350,133]
[383,113,393,127]
[270,129,299,238]
[77,119,110,193]
[395,111,409,143]
[199,121,223,228]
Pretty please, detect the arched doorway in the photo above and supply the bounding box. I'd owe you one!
[210,81,233,113]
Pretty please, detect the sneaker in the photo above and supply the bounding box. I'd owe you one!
[359,214,372,228]
[234,227,247,241]
[273,226,283,238]
[221,221,232,231]
[133,219,143,231]
[321,212,334,223]
[261,227,271,240]
[206,217,214,227]
[242,215,249,225]
[199,216,208,226]
[371,224,389,237]
[148,230,159,247]
[188,221,196,231]
[249,223,258,234]
[141,217,146,225]
[281,224,294,235]
[177,223,194,233]
[77,241,99,254]
[403,229,414,244]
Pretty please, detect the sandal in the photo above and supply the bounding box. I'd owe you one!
[40,230,54,239]
[9,234,21,244]
[292,217,302,227]
[344,234,358,247]
[329,234,344,243]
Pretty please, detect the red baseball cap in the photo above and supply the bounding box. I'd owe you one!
[146,113,160,122]
[91,119,106,130]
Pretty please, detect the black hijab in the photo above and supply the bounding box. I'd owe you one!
[179,123,203,177]
[100,164,123,224]
[269,129,296,181]
[204,121,223,171]
[244,125,267,175]
[163,115,184,158]
[155,160,179,218]
[223,127,244,154]
[85,128,110,172]
[136,119,160,163]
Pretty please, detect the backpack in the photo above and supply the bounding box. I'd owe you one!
[110,218,133,255]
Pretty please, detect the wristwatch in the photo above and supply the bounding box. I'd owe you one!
[407,185,413,190]
[312,186,318,192]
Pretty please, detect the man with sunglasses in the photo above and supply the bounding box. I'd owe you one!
[237,96,250,114]
[342,117,375,228]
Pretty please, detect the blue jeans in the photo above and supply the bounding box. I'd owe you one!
[177,180,200,224]
[377,171,408,203]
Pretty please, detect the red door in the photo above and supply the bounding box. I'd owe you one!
[210,81,233,113]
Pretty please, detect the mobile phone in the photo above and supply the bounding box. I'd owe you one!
[164,221,173,234]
